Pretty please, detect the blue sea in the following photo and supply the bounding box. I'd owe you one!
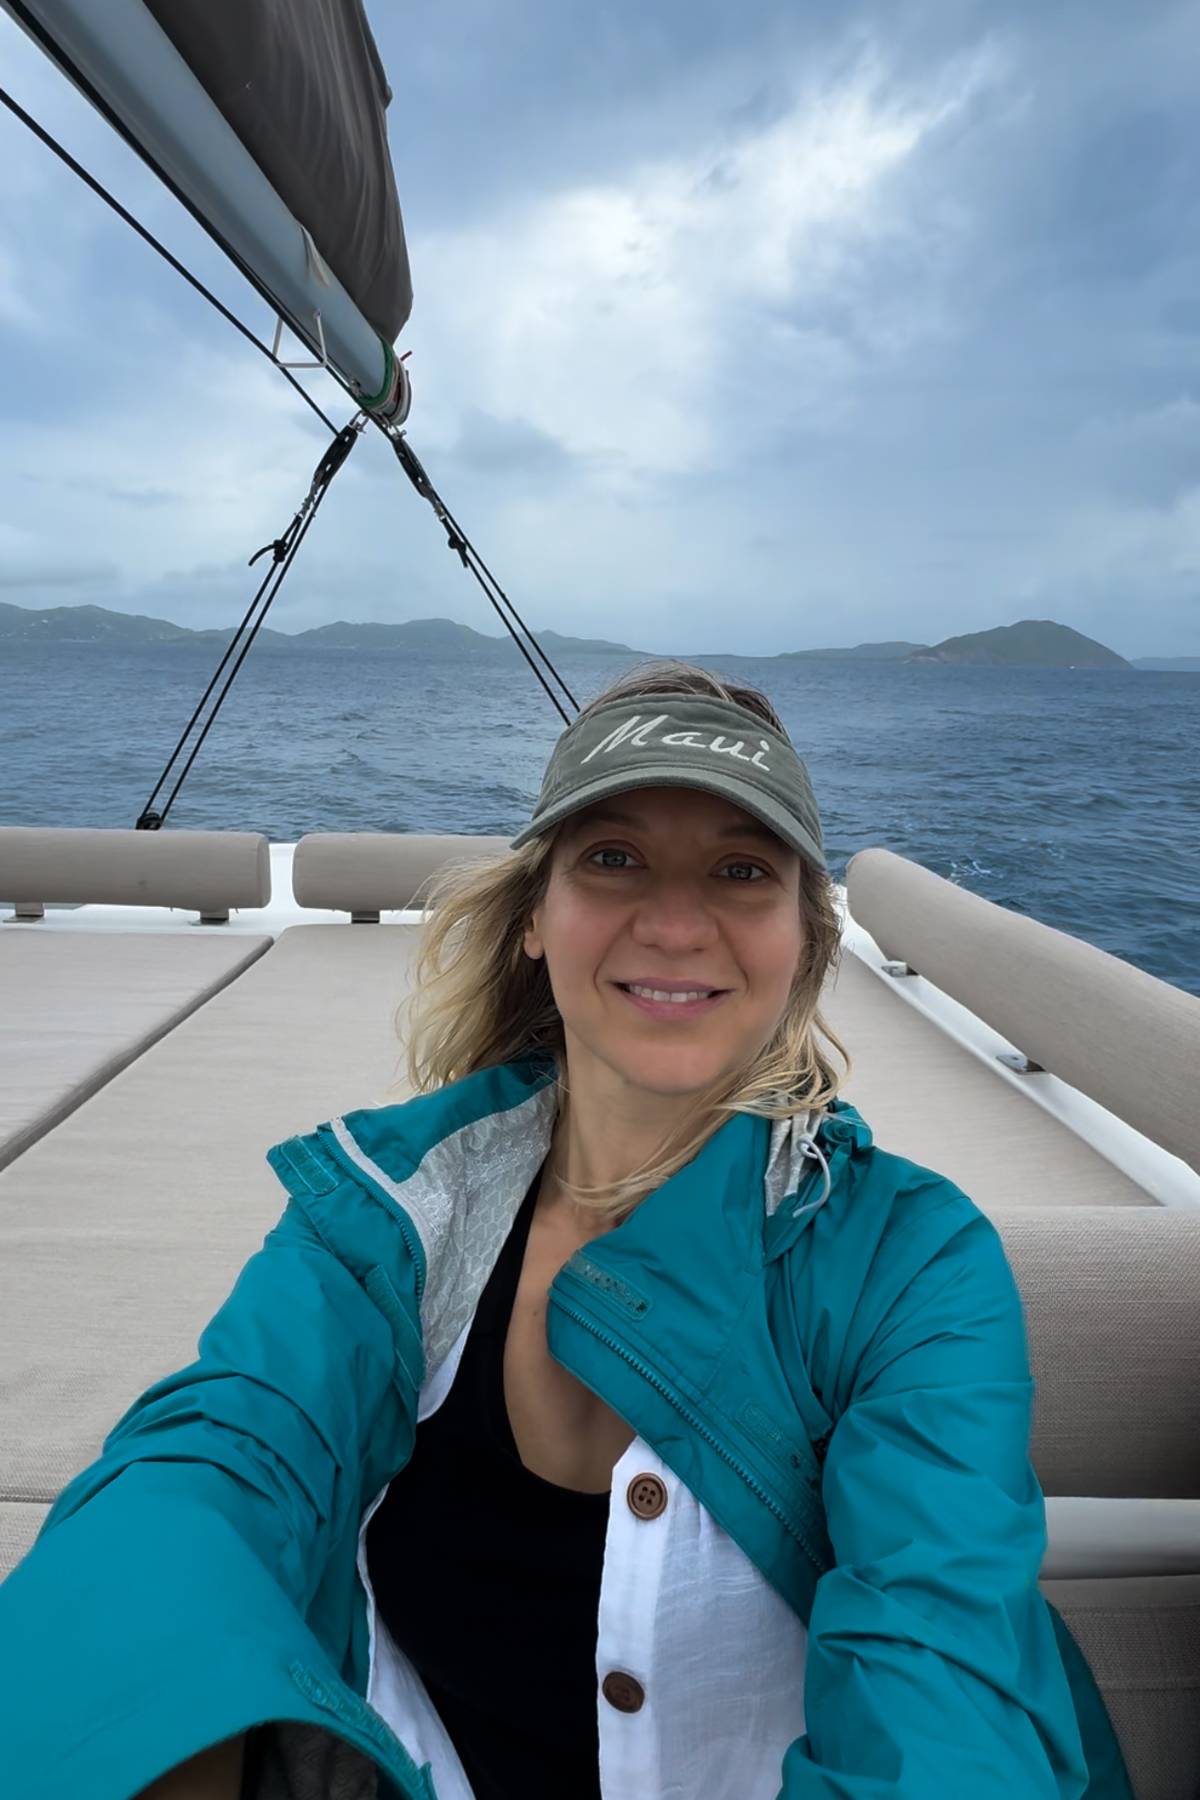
[1,643,1197,996]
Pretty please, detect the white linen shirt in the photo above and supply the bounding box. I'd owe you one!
[357,1321,810,1800]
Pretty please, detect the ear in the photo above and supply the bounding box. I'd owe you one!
[523,904,545,962]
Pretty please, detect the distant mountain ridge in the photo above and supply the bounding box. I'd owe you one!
[778,640,924,662]
[1,601,1183,668]
[0,601,634,657]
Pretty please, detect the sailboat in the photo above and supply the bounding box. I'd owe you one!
[0,5,1198,1798]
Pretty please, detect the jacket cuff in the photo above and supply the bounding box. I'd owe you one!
[0,1470,431,1800]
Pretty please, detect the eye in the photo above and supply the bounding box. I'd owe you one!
[721,860,769,882]
[586,846,640,870]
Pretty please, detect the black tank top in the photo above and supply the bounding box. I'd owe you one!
[366,1173,609,1799]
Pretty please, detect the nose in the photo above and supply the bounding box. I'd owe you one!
[629,877,720,953]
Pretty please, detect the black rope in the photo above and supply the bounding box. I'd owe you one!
[391,436,579,724]
[441,495,581,715]
[0,52,581,722]
[136,422,362,828]
[0,76,337,435]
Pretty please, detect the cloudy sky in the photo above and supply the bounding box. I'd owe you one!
[1,0,1198,656]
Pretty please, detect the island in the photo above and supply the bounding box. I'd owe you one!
[0,601,640,658]
[0,602,1175,670]
[904,619,1129,668]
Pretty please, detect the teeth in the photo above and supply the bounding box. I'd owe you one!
[628,984,715,1003]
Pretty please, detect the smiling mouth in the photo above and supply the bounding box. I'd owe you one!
[614,981,730,1007]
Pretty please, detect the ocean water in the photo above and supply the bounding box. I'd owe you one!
[1,642,1197,996]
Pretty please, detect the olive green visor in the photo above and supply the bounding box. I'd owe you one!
[510,696,825,873]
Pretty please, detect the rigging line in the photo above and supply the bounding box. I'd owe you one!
[389,433,579,721]
[0,77,338,435]
[458,540,576,725]
[152,498,326,828]
[136,420,362,829]
[1,24,578,726]
[135,516,300,826]
[389,430,578,711]
[5,0,365,416]
[441,495,581,710]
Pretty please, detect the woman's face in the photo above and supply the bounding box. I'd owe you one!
[524,785,805,1105]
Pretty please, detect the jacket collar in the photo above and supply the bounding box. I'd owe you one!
[341,1052,873,1277]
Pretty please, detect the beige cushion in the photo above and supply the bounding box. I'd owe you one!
[845,848,1200,1173]
[0,924,421,1510]
[293,832,508,913]
[1040,1572,1200,1800]
[998,1208,1200,1498]
[0,827,270,914]
[0,1501,47,1575]
[0,929,271,1172]
[823,951,1153,1209]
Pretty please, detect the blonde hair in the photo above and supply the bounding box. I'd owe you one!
[400,659,850,1218]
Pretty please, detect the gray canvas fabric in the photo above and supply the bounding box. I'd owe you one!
[0,826,270,912]
[0,924,421,1508]
[998,1207,1200,1499]
[846,847,1200,1173]
[822,951,1153,1209]
[293,832,509,914]
[0,929,271,1171]
[143,0,411,342]
[1040,1572,1200,1800]
[0,1502,47,1574]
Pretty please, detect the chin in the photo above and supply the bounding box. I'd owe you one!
[604,1044,736,1101]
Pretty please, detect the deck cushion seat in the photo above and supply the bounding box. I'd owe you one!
[823,951,1153,1208]
[0,923,421,1512]
[0,1502,47,1577]
[846,847,1200,1174]
[0,929,271,1172]
[1041,1573,1200,1800]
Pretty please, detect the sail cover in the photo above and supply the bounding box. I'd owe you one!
[142,1,411,345]
[4,0,411,413]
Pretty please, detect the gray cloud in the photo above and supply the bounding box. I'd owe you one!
[449,408,578,479]
[0,561,117,590]
[0,0,1198,655]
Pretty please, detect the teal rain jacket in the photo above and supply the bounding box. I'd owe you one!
[0,1054,1132,1799]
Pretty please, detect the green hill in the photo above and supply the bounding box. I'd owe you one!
[0,602,638,657]
[0,602,1148,668]
[294,617,500,653]
[906,619,1128,668]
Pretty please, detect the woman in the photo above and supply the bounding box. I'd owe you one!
[0,663,1130,1800]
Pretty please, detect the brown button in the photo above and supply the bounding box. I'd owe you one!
[626,1472,668,1520]
[602,1671,646,1714]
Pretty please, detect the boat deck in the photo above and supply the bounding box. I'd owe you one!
[2,828,1199,1796]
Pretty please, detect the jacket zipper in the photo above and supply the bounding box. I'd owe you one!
[551,1283,828,1579]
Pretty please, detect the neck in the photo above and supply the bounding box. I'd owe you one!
[541,1058,702,1230]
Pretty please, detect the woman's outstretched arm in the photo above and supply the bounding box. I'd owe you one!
[0,1165,424,1800]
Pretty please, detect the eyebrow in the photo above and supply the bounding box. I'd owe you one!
[568,806,786,849]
